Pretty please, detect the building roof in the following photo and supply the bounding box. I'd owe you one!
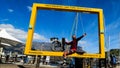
[0,29,23,46]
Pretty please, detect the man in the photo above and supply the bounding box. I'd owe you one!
[62,33,86,65]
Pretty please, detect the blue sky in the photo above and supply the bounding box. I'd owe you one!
[0,0,120,53]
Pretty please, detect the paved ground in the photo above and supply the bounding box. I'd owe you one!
[0,63,120,68]
[116,65,120,68]
[0,64,19,68]
[0,64,59,68]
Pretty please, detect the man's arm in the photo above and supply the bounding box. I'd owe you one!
[65,41,72,45]
[62,38,72,45]
[77,33,86,41]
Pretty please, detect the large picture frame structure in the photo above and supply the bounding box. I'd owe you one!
[24,3,105,58]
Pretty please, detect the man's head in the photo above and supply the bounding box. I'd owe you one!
[72,34,76,40]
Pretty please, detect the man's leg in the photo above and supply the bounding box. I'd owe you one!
[62,50,69,65]
[62,50,76,65]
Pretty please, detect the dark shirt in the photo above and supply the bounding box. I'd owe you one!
[65,35,84,50]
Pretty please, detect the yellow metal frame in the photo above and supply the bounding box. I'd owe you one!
[24,3,105,58]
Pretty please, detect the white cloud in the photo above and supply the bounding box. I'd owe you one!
[106,34,120,49]
[78,41,87,45]
[8,9,14,12]
[27,6,32,11]
[106,17,120,33]
[0,24,49,42]
[105,17,120,49]
[33,33,48,41]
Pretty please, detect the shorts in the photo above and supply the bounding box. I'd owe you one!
[67,49,76,55]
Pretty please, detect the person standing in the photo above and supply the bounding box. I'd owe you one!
[45,56,50,65]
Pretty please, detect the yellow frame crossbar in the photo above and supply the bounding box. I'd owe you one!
[24,3,105,58]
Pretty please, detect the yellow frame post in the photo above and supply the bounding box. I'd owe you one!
[24,3,105,58]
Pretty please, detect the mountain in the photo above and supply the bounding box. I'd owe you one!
[32,42,53,51]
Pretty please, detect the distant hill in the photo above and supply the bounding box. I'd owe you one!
[32,42,53,51]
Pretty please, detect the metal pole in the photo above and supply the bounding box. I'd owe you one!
[108,36,110,56]
[99,59,102,68]
[119,33,120,58]
[118,32,120,63]
[35,55,41,68]
[35,55,38,68]
[107,36,111,68]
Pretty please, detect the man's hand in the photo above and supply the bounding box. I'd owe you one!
[83,33,86,36]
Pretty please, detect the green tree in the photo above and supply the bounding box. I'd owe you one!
[110,49,120,56]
